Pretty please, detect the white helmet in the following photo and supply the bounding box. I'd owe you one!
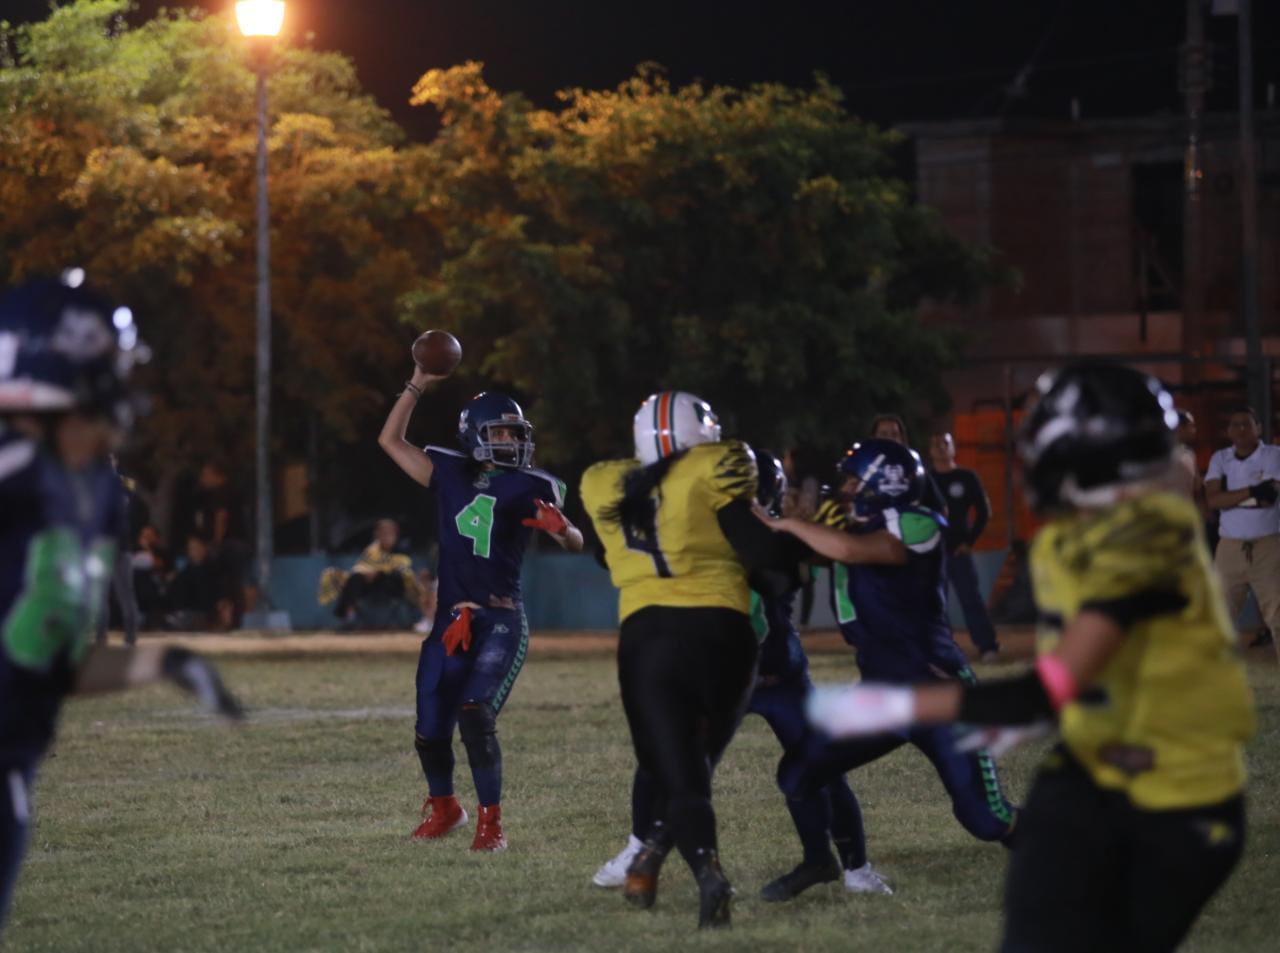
[633,391,722,465]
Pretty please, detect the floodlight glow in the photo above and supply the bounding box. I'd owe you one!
[236,0,285,37]
[61,267,86,288]
[112,307,133,329]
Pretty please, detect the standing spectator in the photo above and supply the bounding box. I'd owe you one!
[1204,407,1280,656]
[95,456,146,646]
[191,462,250,625]
[929,432,1000,662]
[870,413,947,514]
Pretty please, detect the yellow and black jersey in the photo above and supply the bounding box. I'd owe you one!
[812,498,850,530]
[580,441,757,622]
[1031,491,1255,809]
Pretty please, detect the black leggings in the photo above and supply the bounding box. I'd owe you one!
[1003,749,1245,953]
[617,605,758,869]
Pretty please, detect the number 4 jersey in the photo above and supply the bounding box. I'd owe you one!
[580,441,758,623]
[426,446,565,611]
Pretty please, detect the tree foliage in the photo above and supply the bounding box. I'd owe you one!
[1,3,1009,532]
[0,1,431,489]
[404,63,1009,470]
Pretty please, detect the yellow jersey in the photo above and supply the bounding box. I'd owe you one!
[1031,491,1255,809]
[580,441,757,622]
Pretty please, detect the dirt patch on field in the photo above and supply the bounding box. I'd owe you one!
[115,627,1043,661]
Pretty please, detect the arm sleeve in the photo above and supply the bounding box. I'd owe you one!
[968,473,990,544]
[716,499,800,573]
[956,670,1056,725]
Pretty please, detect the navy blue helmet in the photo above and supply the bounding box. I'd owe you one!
[836,438,925,518]
[753,448,787,516]
[0,273,142,428]
[458,391,534,468]
[1019,361,1178,512]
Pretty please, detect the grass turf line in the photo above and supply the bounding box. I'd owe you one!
[7,653,1279,952]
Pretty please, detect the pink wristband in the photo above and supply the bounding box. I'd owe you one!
[1035,654,1078,711]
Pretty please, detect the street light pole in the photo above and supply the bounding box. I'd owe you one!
[236,1,286,623]
[253,48,273,601]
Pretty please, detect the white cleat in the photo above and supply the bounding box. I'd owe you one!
[592,834,644,888]
[844,862,893,895]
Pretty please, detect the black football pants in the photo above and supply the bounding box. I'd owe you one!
[617,605,758,871]
[1002,748,1245,953]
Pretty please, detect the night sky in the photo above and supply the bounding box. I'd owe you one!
[6,1,1279,141]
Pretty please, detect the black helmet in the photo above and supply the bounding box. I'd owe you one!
[1018,361,1178,512]
[752,447,787,516]
[0,272,144,429]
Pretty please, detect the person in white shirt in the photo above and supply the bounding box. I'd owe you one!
[1204,407,1280,656]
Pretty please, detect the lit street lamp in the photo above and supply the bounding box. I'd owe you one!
[237,1,286,627]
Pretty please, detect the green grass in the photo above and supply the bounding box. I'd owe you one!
[7,651,1280,952]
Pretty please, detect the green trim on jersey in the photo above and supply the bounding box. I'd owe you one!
[2,529,113,670]
[885,509,942,554]
[749,591,769,644]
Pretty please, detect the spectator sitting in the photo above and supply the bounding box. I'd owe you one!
[318,519,422,630]
[166,534,232,631]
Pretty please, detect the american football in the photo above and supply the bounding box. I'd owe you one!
[412,329,462,376]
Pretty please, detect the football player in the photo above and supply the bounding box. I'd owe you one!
[808,362,1254,952]
[591,450,890,900]
[0,275,242,931]
[379,365,583,852]
[580,392,796,928]
[757,439,1017,864]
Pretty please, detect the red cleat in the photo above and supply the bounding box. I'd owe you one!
[470,804,508,852]
[412,795,468,840]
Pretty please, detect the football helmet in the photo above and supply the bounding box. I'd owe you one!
[1018,361,1178,512]
[633,391,721,465]
[458,391,534,468]
[836,438,925,518]
[0,272,142,428]
[753,448,787,517]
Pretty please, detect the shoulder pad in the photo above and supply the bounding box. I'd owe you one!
[525,467,567,507]
[424,445,467,459]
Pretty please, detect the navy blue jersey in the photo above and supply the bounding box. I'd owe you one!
[0,429,123,763]
[751,588,808,682]
[830,505,968,680]
[426,446,565,611]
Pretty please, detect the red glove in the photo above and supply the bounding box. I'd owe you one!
[522,499,568,537]
[441,606,473,656]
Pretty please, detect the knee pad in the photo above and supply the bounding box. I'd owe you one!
[457,704,497,744]
[414,733,454,775]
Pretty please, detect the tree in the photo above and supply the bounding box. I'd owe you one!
[403,64,1010,474]
[0,1,433,538]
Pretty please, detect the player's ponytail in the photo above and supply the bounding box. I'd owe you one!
[600,450,689,539]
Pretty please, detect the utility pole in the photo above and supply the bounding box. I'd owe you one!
[1181,0,1208,384]
[1238,0,1267,436]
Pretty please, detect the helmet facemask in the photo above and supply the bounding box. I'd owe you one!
[473,416,535,469]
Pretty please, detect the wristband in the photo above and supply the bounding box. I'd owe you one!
[402,380,423,399]
[1035,653,1078,711]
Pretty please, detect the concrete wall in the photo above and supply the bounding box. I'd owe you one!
[266,550,1011,634]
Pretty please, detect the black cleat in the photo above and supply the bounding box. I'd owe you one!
[696,852,735,929]
[760,861,841,902]
[623,837,672,910]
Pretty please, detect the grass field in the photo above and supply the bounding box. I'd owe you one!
[6,638,1279,952]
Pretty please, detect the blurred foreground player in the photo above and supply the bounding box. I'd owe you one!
[379,359,582,852]
[810,362,1254,952]
[0,275,243,931]
[581,393,795,928]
